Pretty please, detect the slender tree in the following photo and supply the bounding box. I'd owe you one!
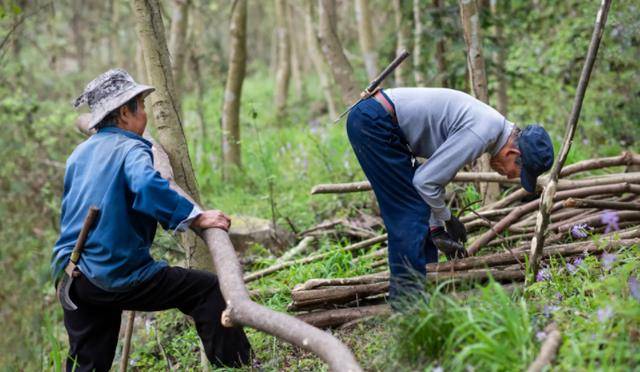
[287,3,304,100]
[433,0,448,87]
[392,0,410,86]
[459,0,500,204]
[412,0,424,85]
[317,0,359,106]
[274,0,290,121]
[490,0,508,115]
[221,0,247,178]
[168,0,190,108]
[354,0,378,80]
[304,0,338,117]
[132,0,212,271]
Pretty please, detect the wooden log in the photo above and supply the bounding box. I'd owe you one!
[276,236,315,263]
[244,234,388,283]
[527,323,562,372]
[118,311,135,372]
[296,304,392,328]
[467,182,637,255]
[556,211,640,233]
[352,247,387,265]
[429,238,639,273]
[560,151,640,177]
[296,272,390,291]
[563,197,640,211]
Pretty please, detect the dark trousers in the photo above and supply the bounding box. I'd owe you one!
[346,94,438,304]
[62,266,251,372]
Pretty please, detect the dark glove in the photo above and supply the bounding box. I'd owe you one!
[431,227,468,260]
[445,215,467,243]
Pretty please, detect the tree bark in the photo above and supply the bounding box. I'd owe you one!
[392,0,409,86]
[274,0,290,121]
[459,0,499,205]
[412,0,424,85]
[297,304,392,328]
[354,0,378,80]
[132,0,212,271]
[304,0,338,118]
[287,3,305,100]
[527,323,562,372]
[529,0,612,277]
[490,0,508,115]
[317,0,360,106]
[562,197,640,211]
[432,0,448,87]
[168,0,190,110]
[221,0,247,179]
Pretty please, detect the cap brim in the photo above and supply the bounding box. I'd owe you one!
[88,85,155,129]
[520,168,537,193]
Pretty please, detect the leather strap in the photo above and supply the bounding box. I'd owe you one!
[373,90,398,125]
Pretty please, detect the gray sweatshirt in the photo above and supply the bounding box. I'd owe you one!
[385,88,514,226]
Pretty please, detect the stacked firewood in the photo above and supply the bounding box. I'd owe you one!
[244,152,640,328]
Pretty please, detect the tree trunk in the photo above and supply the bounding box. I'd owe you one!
[168,0,190,110]
[274,0,290,121]
[392,0,410,86]
[317,0,359,106]
[71,0,85,70]
[304,0,338,118]
[459,0,499,205]
[287,3,305,101]
[221,0,247,179]
[132,0,212,272]
[432,0,448,87]
[354,0,378,80]
[490,0,508,115]
[412,0,424,85]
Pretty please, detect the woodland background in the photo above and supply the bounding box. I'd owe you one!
[0,0,639,370]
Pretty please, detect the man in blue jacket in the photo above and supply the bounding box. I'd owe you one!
[346,88,554,306]
[52,69,251,371]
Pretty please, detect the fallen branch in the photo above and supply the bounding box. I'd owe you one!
[276,236,315,263]
[555,211,640,233]
[297,304,392,328]
[527,323,562,372]
[563,197,640,211]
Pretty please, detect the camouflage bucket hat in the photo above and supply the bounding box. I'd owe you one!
[73,68,155,129]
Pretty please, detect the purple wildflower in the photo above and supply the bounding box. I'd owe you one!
[573,256,584,267]
[597,306,613,322]
[570,223,590,239]
[536,331,548,342]
[601,253,617,271]
[555,292,563,301]
[629,276,640,302]
[601,210,620,233]
[536,268,551,282]
[566,262,578,274]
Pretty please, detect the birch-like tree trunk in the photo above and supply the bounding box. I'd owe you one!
[459,0,500,204]
[71,0,85,70]
[304,0,338,118]
[274,0,290,121]
[354,0,378,80]
[392,0,410,86]
[433,0,448,87]
[132,0,212,272]
[221,0,247,179]
[168,0,190,108]
[318,0,359,106]
[490,0,508,116]
[412,0,424,85]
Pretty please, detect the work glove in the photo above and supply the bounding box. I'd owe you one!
[431,226,468,260]
[445,215,468,244]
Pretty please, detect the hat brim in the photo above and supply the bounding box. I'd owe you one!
[88,85,155,129]
[520,167,537,193]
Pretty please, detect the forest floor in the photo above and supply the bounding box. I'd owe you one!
[24,73,639,371]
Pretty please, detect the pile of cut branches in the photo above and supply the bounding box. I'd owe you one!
[244,152,640,328]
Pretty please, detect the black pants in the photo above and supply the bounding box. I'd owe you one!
[62,266,251,371]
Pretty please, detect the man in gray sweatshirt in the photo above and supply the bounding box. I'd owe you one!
[346,87,554,305]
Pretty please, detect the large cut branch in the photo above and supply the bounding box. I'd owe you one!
[563,197,640,211]
[529,0,612,276]
[527,323,562,372]
[297,304,392,328]
[75,118,362,372]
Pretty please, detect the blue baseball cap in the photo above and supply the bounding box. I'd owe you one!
[519,125,554,192]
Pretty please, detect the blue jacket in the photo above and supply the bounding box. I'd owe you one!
[51,127,194,291]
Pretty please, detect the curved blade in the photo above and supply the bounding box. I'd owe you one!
[57,275,78,311]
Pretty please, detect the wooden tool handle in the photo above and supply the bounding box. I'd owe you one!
[365,49,410,94]
[70,206,100,264]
